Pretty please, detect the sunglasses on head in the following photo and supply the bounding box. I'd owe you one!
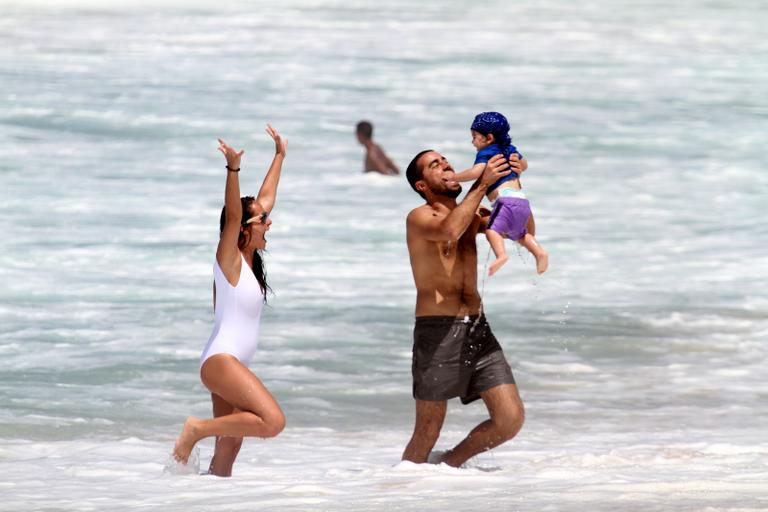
[244,211,269,226]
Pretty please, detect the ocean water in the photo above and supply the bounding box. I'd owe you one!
[1,0,767,510]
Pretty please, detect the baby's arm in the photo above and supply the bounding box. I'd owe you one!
[453,163,487,182]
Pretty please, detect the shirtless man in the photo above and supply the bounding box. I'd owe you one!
[402,149,525,467]
[356,120,400,175]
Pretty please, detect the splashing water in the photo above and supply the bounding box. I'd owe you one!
[163,446,200,476]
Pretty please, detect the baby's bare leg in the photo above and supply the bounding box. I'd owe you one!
[486,229,509,276]
[526,212,536,236]
[519,233,548,274]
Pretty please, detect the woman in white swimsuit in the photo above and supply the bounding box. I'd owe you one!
[173,125,287,476]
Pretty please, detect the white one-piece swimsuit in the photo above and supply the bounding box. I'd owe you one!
[200,254,264,368]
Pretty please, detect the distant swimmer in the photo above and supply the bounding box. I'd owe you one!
[356,120,400,175]
[401,149,525,468]
[453,112,548,275]
[173,125,287,477]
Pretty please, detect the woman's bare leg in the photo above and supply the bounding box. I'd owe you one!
[174,354,285,464]
[207,393,244,477]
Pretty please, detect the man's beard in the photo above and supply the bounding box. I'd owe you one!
[435,184,462,199]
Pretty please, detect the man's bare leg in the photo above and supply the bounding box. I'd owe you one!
[402,399,447,463]
[486,229,509,276]
[519,233,548,274]
[440,384,524,467]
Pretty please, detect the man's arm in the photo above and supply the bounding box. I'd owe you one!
[407,154,511,242]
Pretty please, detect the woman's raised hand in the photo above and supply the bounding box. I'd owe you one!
[265,124,287,157]
[218,139,245,170]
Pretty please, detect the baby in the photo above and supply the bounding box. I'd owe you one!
[454,112,548,275]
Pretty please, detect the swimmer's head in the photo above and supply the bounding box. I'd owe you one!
[356,120,373,143]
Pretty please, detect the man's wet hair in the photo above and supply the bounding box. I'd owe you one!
[406,149,433,200]
[356,120,373,139]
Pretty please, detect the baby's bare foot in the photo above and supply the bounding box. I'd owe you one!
[536,251,549,274]
[488,255,509,276]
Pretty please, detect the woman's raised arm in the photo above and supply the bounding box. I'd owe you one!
[256,124,287,213]
[216,139,245,273]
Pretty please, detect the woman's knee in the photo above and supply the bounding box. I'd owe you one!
[262,410,285,438]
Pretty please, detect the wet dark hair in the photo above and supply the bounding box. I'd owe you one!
[219,195,271,298]
[406,149,433,200]
[356,120,373,139]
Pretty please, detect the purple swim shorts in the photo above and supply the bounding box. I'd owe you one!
[487,197,531,240]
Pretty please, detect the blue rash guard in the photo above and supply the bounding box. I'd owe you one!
[474,143,523,194]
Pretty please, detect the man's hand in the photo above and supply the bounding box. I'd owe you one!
[477,205,491,217]
[508,153,524,174]
[480,154,512,188]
